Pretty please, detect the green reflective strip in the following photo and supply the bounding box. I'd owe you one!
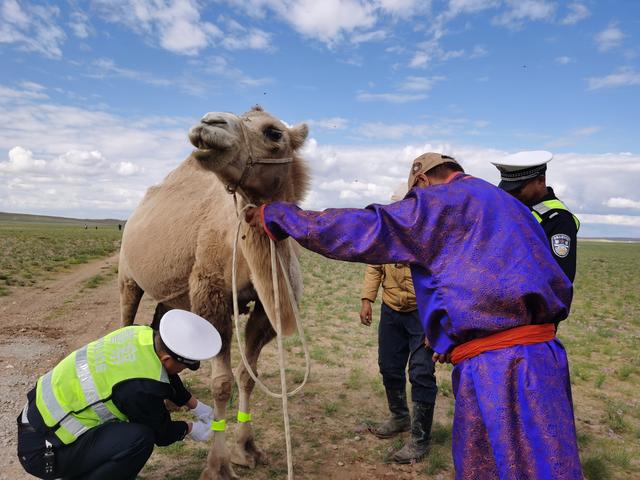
[237,411,252,423]
[572,215,580,230]
[211,419,226,431]
[40,371,90,440]
[75,347,117,424]
[532,211,542,223]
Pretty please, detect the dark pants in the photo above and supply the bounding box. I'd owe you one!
[378,303,437,404]
[18,420,154,480]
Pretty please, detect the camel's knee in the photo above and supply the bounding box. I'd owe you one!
[212,374,234,403]
[235,365,256,392]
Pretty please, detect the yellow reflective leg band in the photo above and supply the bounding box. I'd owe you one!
[237,411,252,423]
[210,419,226,431]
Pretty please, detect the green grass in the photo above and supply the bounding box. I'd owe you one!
[0,222,122,293]
[5,225,633,479]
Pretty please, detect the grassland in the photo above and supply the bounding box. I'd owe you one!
[1,216,638,479]
[143,241,640,479]
[0,215,122,296]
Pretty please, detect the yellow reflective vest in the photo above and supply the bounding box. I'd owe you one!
[531,199,580,231]
[35,326,169,445]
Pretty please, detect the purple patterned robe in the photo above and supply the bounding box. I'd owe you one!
[263,174,582,479]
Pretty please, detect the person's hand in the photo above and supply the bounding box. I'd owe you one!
[188,421,211,442]
[164,399,181,412]
[432,351,452,364]
[359,299,372,326]
[192,400,214,423]
[244,206,264,230]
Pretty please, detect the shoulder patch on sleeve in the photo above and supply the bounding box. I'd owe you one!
[551,234,571,258]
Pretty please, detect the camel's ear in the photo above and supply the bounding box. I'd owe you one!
[289,123,308,151]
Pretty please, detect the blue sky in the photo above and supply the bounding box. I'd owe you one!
[1,0,639,237]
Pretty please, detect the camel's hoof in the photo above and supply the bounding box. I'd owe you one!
[231,436,268,469]
[199,462,239,480]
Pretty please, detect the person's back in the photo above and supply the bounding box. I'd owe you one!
[250,152,581,479]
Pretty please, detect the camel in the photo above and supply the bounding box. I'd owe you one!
[118,106,310,480]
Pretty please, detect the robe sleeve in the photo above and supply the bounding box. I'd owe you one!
[262,191,431,266]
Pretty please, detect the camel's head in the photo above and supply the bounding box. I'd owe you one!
[188,106,310,204]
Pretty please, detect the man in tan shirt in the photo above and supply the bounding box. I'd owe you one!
[360,260,437,463]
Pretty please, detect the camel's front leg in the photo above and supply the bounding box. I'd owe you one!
[189,264,238,480]
[200,350,238,480]
[231,302,275,468]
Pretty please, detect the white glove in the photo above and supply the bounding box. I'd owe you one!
[192,400,214,423]
[188,421,211,442]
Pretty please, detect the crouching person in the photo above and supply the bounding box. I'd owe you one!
[17,309,221,480]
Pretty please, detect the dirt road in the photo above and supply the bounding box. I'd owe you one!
[0,254,156,480]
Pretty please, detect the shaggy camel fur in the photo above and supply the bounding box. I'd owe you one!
[118,107,310,480]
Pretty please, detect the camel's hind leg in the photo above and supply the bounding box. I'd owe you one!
[231,301,275,468]
[119,274,144,326]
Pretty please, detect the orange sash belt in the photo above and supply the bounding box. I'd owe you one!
[450,323,556,365]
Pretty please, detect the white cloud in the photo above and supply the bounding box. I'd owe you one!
[469,45,489,58]
[0,0,66,58]
[305,117,349,130]
[203,56,271,87]
[94,0,272,55]
[604,197,640,210]
[117,161,142,176]
[446,0,500,16]
[356,92,428,103]
[578,214,640,227]
[227,0,428,46]
[492,0,555,29]
[561,3,589,25]
[588,68,640,90]
[356,122,448,140]
[0,82,190,217]
[0,146,46,172]
[351,29,387,44]
[90,58,174,87]
[69,10,92,39]
[400,76,446,92]
[595,24,624,52]
[545,126,602,148]
[555,56,573,65]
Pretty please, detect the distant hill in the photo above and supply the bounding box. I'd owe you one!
[0,212,125,226]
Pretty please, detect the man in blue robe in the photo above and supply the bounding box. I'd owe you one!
[246,152,582,479]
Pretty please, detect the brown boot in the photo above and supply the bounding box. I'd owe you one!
[392,401,434,463]
[372,389,411,439]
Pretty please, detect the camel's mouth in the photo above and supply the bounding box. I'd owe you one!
[188,124,235,152]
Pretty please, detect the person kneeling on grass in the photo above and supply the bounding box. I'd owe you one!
[17,309,221,480]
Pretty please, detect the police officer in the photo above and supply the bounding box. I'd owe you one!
[17,309,222,480]
[491,151,580,282]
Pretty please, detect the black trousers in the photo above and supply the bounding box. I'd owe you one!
[17,420,155,480]
[378,303,438,404]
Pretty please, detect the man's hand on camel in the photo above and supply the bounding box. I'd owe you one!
[244,206,265,231]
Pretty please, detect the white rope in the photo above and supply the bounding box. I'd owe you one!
[231,200,310,480]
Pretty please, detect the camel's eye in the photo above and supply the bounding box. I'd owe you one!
[264,126,283,141]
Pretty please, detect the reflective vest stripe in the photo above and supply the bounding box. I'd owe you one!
[40,371,90,438]
[532,199,580,230]
[75,346,117,424]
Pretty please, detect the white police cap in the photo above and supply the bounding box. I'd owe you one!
[491,150,553,192]
[159,309,222,370]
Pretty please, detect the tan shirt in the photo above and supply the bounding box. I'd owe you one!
[361,263,417,312]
